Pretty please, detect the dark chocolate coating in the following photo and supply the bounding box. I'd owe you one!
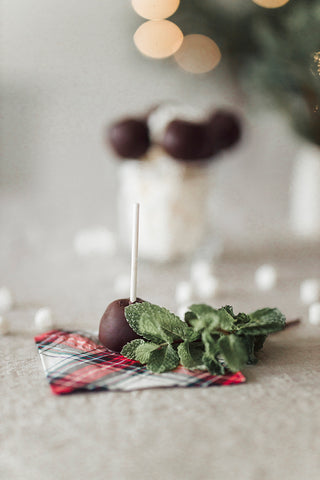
[108,119,150,159]
[99,298,144,352]
[162,120,215,161]
[209,111,241,151]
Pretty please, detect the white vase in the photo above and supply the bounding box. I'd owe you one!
[290,142,320,238]
[117,148,210,262]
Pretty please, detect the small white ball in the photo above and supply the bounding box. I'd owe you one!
[195,275,219,299]
[114,273,131,297]
[255,264,277,291]
[300,279,320,305]
[0,316,9,335]
[0,287,13,314]
[34,308,53,332]
[175,281,193,305]
[309,303,320,326]
[190,260,212,284]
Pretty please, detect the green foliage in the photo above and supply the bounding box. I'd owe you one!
[121,301,286,374]
[172,0,320,144]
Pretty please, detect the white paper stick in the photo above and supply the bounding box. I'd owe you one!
[130,203,140,303]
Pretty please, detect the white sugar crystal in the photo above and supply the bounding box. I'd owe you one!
[175,281,193,305]
[74,227,116,256]
[300,279,320,305]
[0,316,9,335]
[34,308,53,331]
[114,273,131,297]
[255,264,277,291]
[148,103,205,143]
[309,303,320,326]
[190,260,212,283]
[0,287,13,314]
[195,275,219,299]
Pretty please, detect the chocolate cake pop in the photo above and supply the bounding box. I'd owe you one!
[99,297,144,352]
[99,203,145,352]
[109,118,150,159]
[209,110,241,151]
[162,119,215,161]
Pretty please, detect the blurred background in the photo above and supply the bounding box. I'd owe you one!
[1,0,319,257]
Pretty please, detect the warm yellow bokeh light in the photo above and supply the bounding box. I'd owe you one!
[131,0,180,20]
[134,20,183,59]
[252,0,291,8]
[174,34,221,74]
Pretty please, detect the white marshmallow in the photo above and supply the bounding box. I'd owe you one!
[73,227,116,256]
[195,275,219,299]
[309,303,320,326]
[190,260,212,284]
[34,308,53,332]
[0,316,9,335]
[300,279,320,305]
[0,287,13,314]
[255,264,277,291]
[175,281,193,305]
[114,273,131,297]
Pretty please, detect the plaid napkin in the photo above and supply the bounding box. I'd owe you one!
[35,330,246,395]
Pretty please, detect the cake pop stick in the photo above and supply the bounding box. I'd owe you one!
[98,203,144,352]
[130,203,140,303]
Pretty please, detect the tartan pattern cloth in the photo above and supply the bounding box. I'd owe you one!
[35,330,246,395]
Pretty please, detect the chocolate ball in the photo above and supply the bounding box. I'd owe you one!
[99,298,144,352]
[162,120,215,161]
[209,111,241,151]
[108,119,150,159]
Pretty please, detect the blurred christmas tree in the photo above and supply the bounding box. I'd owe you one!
[173,0,320,145]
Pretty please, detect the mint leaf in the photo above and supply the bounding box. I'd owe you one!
[216,307,236,332]
[121,339,145,360]
[218,334,248,372]
[238,308,286,336]
[223,305,250,326]
[187,304,220,332]
[202,354,225,375]
[188,305,235,333]
[188,304,216,317]
[135,342,159,363]
[122,301,287,376]
[125,302,190,343]
[201,330,219,357]
[146,344,180,373]
[177,341,204,369]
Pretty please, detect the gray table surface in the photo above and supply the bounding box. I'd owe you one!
[1,221,320,480]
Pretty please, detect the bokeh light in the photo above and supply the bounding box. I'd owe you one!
[174,34,221,74]
[134,20,183,59]
[313,51,320,76]
[252,0,291,8]
[131,0,180,20]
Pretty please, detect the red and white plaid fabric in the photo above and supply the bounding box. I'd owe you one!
[35,330,246,395]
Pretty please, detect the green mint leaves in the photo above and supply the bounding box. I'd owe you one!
[121,301,286,375]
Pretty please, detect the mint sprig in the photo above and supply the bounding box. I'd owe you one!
[121,302,286,374]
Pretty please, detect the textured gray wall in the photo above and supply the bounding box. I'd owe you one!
[0,0,300,251]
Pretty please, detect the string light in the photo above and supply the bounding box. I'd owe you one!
[174,34,221,74]
[134,20,183,59]
[131,1,221,73]
[252,0,291,8]
[131,0,180,20]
